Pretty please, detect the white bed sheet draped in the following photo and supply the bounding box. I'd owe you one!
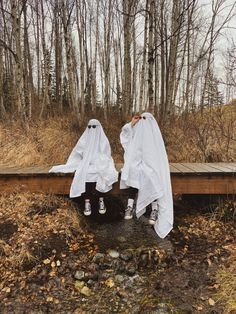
[120,113,173,238]
[49,119,118,198]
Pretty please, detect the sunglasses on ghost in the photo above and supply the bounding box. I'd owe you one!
[134,115,146,120]
[88,125,97,129]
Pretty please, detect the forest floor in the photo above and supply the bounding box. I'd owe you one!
[0,193,235,314]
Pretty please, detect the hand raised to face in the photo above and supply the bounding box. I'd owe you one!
[131,115,140,127]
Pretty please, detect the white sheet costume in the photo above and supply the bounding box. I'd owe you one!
[49,119,118,198]
[120,112,173,238]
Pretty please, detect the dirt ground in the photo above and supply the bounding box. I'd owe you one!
[0,193,235,314]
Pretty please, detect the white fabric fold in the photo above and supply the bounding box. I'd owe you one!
[120,112,173,239]
[49,119,118,198]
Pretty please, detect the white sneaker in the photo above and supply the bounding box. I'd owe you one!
[99,199,106,214]
[149,209,158,225]
[84,200,91,216]
[124,206,133,220]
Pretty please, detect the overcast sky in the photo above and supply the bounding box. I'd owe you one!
[198,0,236,97]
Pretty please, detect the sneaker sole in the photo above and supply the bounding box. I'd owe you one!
[148,219,156,225]
[99,210,106,214]
[84,211,92,216]
[124,216,133,220]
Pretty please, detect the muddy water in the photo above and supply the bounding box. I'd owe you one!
[77,195,173,255]
[86,216,173,254]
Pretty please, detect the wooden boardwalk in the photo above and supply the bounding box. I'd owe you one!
[0,163,235,195]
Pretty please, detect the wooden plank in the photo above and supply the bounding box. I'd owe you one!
[171,174,236,194]
[212,163,236,172]
[0,171,72,178]
[0,163,235,175]
[0,165,51,174]
[183,163,222,173]
[205,163,234,173]
[228,163,236,171]
[16,166,51,173]
[0,166,20,173]
[169,164,180,173]
[202,163,226,172]
[182,163,210,173]
[171,163,196,173]
[0,176,72,195]
[0,173,235,195]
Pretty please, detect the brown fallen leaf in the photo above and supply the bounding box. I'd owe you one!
[80,286,92,297]
[208,284,220,290]
[51,261,56,268]
[105,278,115,288]
[207,259,212,266]
[208,298,215,306]
[74,281,85,291]
[46,296,54,302]
[43,259,50,265]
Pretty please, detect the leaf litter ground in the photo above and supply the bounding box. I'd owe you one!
[0,193,235,313]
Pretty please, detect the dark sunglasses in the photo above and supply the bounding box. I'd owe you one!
[88,125,97,129]
[139,116,146,120]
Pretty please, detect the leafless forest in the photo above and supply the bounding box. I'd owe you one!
[0,2,236,313]
[0,0,236,122]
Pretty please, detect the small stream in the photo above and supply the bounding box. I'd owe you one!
[78,195,174,254]
[87,217,173,254]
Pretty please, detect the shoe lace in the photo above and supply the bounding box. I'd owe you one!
[125,206,132,212]
[150,209,158,220]
[99,200,105,209]
[85,203,91,211]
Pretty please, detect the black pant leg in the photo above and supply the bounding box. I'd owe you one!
[128,187,138,200]
[84,182,96,199]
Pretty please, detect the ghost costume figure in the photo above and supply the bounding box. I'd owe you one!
[49,119,118,216]
[120,112,173,239]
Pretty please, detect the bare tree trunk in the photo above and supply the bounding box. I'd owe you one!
[11,0,24,116]
[103,0,113,118]
[122,0,134,115]
[114,40,121,109]
[139,0,149,112]
[76,0,85,118]
[148,0,155,113]
[160,0,166,118]
[132,15,137,113]
[23,3,32,118]
[154,0,160,114]
[54,1,62,113]
[0,46,6,117]
[166,0,183,115]
[39,0,51,118]
[91,0,99,113]
[61,0,77,112]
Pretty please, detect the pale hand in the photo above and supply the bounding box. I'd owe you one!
[131,116,140,127]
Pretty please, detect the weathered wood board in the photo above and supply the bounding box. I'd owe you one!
[0,163,235,195]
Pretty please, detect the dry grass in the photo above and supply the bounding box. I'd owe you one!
[0,114,124,167]
[162,106,236,162]
[204,201,236,313]
[0,116,81,167]
[14,249,37,267]
[0,106,235,167]
[214,246,236,314]
[208,200,236,222]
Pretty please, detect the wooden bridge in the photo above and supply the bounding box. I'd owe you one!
[0,163,235,195]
